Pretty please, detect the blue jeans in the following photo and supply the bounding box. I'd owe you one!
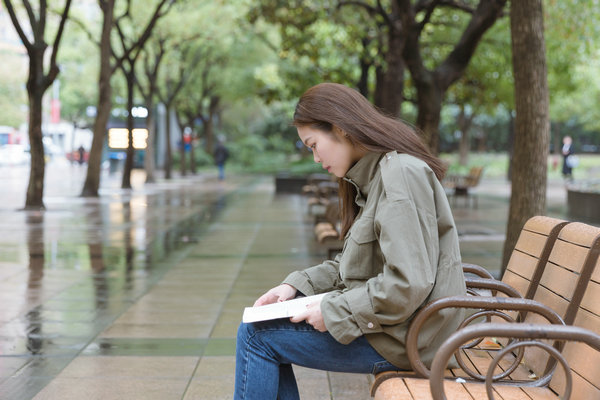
[234,319,398,400]
[217,164,225,180]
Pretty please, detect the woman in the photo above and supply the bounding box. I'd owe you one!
[235,83,466,400]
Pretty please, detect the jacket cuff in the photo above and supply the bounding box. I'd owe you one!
[322,288,382,344]
[282,271,315,297]
[345,287,383,334]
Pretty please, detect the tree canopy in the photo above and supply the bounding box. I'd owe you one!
[1,0,599,167]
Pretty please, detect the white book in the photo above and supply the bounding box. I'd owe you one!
[242,293,328,323]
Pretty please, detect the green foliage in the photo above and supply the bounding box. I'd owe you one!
[3,0,600,170]
[441,152,600,181]
[247,0,367,101]
[228,134,289,172]
[193,146,214,167]
[0,51,26,127]
[59,9,99,126]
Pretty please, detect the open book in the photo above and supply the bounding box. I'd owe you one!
[242,293,328,323]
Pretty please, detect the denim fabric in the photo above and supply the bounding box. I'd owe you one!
[234,319,398,400]
[217,164,225,180]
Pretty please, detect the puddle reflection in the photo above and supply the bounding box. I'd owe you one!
[12,187,229,359]
[26,213,44,355]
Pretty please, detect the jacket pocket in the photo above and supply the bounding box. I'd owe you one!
[340,217,378,280]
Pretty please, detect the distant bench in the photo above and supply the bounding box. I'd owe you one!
[443,166,484,208]
[313,202,343,259]
[370,216,600,399]
[301,174,343,258]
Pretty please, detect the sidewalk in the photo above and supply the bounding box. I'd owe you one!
[0,162,573,399]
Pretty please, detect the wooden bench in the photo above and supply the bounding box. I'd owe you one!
[314,201,343,259]
[444,166,484,208]
[302,174,338,215]
[370,217,600,399]
[463,216,568,299]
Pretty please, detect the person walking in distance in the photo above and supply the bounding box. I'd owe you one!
[214,136,229,181]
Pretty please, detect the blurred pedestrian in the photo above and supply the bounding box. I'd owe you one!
[561,135,576,181]
[213,136,229,181]
[77,145,86,165]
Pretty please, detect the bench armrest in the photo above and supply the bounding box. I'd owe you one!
[462,263,495,280]
[429,323,600,400]
[464,276,522,298]
[405,295,564,378]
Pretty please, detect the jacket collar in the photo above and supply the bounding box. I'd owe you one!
[343,152,383,204]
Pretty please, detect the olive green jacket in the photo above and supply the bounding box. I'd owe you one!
[283,151,466,369]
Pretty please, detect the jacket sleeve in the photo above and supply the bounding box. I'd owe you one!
[321,161,440,344]
[282,253,345,296]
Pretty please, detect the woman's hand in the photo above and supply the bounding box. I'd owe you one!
[253,284,297,307]
[290,300,327,332]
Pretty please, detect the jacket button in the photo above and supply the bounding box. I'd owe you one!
[367,322,374,329]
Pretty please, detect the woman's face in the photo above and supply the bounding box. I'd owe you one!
[297,126,365,178]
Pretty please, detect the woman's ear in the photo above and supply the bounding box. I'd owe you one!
[333,125,348,139]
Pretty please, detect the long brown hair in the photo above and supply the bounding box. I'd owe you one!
[293,83,446,237]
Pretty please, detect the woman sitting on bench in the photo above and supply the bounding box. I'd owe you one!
[234,83,466,400]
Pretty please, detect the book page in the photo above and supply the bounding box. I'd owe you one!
[242,293,328,323]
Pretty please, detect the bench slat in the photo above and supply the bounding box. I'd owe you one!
[547,239,589,274]
[373,377,413,400]
[416,378,476,400]
[538,261,579,302]
[463,382,501,399]
[504,250,539,284]
[548,368,600,400]
[582,279,600,315]
[512,231,549,260]
[492,385,535,400]
[520,387,560,400]
[501,269,532,298]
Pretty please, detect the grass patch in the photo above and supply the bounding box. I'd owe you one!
[441,152,600,180]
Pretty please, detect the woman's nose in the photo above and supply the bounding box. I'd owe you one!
[312,151,321,163]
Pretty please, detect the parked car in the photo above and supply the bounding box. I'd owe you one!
[0,144,31,166]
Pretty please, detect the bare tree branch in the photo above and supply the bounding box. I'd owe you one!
[417,0,438,32]
[39,0,47,37]
[67,14,100,46]
[338,0,378,15]
[48,0,73,85]
[3,0,32,49]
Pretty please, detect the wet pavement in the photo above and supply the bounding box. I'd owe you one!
[0,160,575,399]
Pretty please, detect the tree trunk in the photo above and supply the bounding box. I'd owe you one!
[189,130,197,174]
[373,65,385,108]
[377,22,405,117]
[506,108,515,181]
[144,104,157,183]
[501,0,549,273]
[121,67,135,189]
[164,105,173,179]
[415,81,443,153]
[458,105,473,166]
[81,0,114,197]
[177,113,187,176]
[204,116,214,155]
[25,79,46,210]
[357,40,371,98]
[399,0,506,154]
[203,96,220,154]
[552,122,562,155]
